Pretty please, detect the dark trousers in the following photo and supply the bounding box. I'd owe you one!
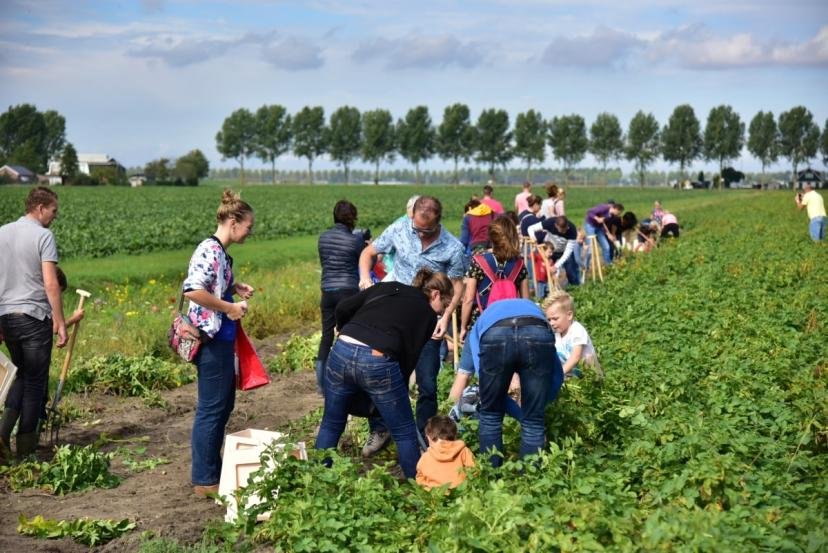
[1,314,53,434]
[317,288,359,392]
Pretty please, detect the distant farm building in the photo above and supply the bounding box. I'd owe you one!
[0,164,37,184]
[47,153,126,184]
[797,168,823,189]
[128,174,146,187]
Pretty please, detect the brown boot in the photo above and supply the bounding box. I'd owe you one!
[193,484,219,498]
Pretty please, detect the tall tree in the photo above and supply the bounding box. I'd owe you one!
[661,104,702,180]
[513,109,546,181]
[437,103,475,184]
[328,106,362,184]
[778,106,820,184]
[0,103,48,172]
[589,112,624,184]
[396,106,435,184]
[625,111,661,188]
[144,158,171,183]
[747,111,779,186]
[475,108,512,180]
[59,143,79,184]
[292,106,328,185]
[703,105,744,189]
[253,104,291,184]
[43,110,66,164]
[548,114,588,184]
[361,109,395,185]
[216,108,256,184]
[174,149,210,185]
[820,118,828,169]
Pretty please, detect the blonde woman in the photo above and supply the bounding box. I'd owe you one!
[183,189,255,498]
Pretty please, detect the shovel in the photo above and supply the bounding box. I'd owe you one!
[47,289,91,445]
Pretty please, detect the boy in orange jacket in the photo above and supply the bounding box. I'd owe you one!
[416,415,475,490]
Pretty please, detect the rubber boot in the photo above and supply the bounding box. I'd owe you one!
[15,432,39,459]
[0,408,19,447]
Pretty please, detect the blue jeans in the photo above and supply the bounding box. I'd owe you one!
[477,323,558,467]
[370,337,441,436]
[584,222,612,265]
[809,216,826,241]
[0,314,52,435]
[315,340,420,478]
[504,353,564,421]
[191,338,236,486]
[459,338,522,420]
[553,254,581,286]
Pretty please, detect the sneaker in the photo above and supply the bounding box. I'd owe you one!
[361,430,391,457]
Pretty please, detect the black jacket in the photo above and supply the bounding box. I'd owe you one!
[318,223,365,291]
[336,283,437,377]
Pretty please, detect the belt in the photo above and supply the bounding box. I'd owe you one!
[493,316,547,328]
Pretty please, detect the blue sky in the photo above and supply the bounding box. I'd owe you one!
[2,0,827,175]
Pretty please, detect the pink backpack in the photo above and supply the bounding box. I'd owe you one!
[473,253,524,311]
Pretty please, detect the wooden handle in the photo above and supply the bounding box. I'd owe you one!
[58,294,87,381]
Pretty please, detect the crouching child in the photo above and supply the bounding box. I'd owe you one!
[416,415,475,490]
[543,292,603,379]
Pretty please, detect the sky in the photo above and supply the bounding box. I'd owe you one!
[2,0,827,176]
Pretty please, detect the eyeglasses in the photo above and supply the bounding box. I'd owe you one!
[412,222,439,236]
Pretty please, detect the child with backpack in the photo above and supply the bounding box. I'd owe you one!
[450,216,527,411]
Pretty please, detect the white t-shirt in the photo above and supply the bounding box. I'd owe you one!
[555,320,595,366]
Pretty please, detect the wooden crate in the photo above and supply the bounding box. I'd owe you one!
[217,428,307,523]
[0,351,17,406]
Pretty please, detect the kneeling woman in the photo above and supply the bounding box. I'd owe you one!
[315,269,452,478]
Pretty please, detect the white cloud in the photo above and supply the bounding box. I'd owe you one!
[540,26,645,67]
[353,35,486,69]
[261,36,325,70]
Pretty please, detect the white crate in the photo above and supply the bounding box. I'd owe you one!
[0,351,17,407]
[218,428,307,523]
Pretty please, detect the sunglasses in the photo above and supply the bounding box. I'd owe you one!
[412,222,439,236]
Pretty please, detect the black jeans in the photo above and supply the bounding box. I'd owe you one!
[1,314,53,434]
[318,289,359,363]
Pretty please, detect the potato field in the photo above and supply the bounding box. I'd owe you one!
[0,184,825,552]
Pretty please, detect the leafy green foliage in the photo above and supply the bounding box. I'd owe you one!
[216,108,256,182]
[268,332,320,373]
[589,112,624,172]
[219,192,825,552]
[18,515,135,547]
[436,103,475,184]
[661,104,702,178]
[66,353,194,399]
[361,109,395,185]
[114,445,170,473]
[4,445,120,494]
[549,114,588,181]
[513,109,547,180]
[625,111,661,187]
[292,106,328,184]
[396,106,435,183]
[475,108,513,178]
[704,104,745,182]
[253,104,292,183]
[328,106,362,184]
[747,110,779,181]
[778,105,820,180]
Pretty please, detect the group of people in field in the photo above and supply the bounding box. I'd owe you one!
[312,183,664,490]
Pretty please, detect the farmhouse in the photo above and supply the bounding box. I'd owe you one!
[47,153,126,184]
[0,164,37,184]
[797,168,823,189]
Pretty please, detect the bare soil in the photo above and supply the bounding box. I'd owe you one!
[0,369,322,552]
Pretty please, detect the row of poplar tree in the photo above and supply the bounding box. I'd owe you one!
[215,104,827,186]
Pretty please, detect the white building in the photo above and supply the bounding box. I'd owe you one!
[47,153,126,184]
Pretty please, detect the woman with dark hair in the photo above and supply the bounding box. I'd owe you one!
[316,200,366,394]
[182,189,255,497]
[450,216,529,405]
[315,268,453,478]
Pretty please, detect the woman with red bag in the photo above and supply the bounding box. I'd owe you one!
[182,189,255,498]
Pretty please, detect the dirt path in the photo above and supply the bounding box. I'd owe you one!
[0,369,322,552]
